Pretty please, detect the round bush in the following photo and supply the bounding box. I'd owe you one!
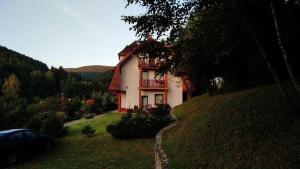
[40,114,64,138]
[81,125,95,137]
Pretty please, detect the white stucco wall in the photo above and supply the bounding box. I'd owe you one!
[121,93,126,108]
[120,55,139,108]
[167,75,183,107]
[119,55,183,109]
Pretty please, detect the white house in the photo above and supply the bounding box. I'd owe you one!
[109,38,186,112]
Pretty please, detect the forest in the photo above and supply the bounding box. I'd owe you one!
[0,46,116,137]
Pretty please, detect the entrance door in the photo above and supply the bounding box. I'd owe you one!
[142,96,148,111]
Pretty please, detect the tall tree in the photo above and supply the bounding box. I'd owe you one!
[2,74,21,97]
[270,0,300,94]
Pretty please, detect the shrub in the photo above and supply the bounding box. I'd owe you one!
[40,113,64,138]
[56,111,65,123]
[64,97,82,120]
[24,115,43,131]
[84,113,95,119]
[0,95,27,130]
[106,104,173,139]
[81,125,95,137]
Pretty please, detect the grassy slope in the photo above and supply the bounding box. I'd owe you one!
[16,113,154,169]
[163,85,300,169]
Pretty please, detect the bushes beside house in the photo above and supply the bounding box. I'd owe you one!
[106,104,173,139]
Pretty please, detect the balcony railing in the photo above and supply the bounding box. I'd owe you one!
[138,59,160,69]
[141,79,165,88]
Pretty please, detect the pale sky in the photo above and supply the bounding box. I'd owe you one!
[0,0,143,68]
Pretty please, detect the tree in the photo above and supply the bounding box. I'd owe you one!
[270,0,300,94]
[123,0,300,97]
[2,74,21,97]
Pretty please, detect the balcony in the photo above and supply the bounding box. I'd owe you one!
[140,79,166,89]
[138,59,160,69]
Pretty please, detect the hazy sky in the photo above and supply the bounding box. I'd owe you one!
[0,0,143,68]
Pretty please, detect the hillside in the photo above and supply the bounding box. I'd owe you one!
[0,46,49,97]
[163,84,300,169]
[65,65,113,73]
[0,46,48,72]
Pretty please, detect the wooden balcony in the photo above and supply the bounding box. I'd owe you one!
[140,79,166,89]
[138,59,160,69]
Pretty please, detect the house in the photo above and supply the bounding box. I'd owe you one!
[109,37,186,112]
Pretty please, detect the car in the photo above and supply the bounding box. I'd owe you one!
[0,129,54,166]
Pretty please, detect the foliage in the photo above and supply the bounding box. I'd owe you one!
[63,97,82,121]
[40,113,65,138]
[90,91,117,114]
[0,95,27,130]
[26,96,60,115]
[123,0,300,94]
[24,115,43,131]
[80,125,96,137]
[2,74,21,97]
[106,104,173,139]
[84,113,95,119]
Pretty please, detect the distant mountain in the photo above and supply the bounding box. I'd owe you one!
[65,65,114,80]
[65,65,114,73]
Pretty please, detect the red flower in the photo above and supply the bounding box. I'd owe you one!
[85,99,94,106]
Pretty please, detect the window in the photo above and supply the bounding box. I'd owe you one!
[155,94,164,105]
[142,71,148,80]
[24,131,39,140]
[8,132,24,141]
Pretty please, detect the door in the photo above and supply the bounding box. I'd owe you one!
[142,96,148,111]
[142,71,149,87]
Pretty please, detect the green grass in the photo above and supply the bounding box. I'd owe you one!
[163,84,300,169]
[15,113,154,169]
[66,113,122,136]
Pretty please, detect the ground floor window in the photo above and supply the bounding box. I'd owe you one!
[155,94,164,105]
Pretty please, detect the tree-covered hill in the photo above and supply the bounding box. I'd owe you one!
[0,45,49,97]
[65,65,113,80]
[0,46,48,71]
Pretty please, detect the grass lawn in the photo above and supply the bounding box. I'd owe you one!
[163,84,300,169]
[15,113,155,169]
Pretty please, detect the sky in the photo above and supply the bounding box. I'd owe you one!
[0,0,143,68]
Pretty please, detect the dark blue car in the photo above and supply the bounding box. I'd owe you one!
[0,129,54,166]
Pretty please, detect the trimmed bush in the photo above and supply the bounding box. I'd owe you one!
[24,115,43,131]
[84,113,95,119]
[106,104,173,139]
[81,125,95,137]
[40,113,64,138]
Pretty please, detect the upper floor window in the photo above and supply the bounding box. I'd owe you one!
[142,71,149,80]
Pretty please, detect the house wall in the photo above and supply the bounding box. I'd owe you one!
[120,56,139,108]
[121,93,126,109]
[168,75,183,107]
[119,55,183,109]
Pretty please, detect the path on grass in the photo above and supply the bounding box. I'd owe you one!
[64,110,117,126]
